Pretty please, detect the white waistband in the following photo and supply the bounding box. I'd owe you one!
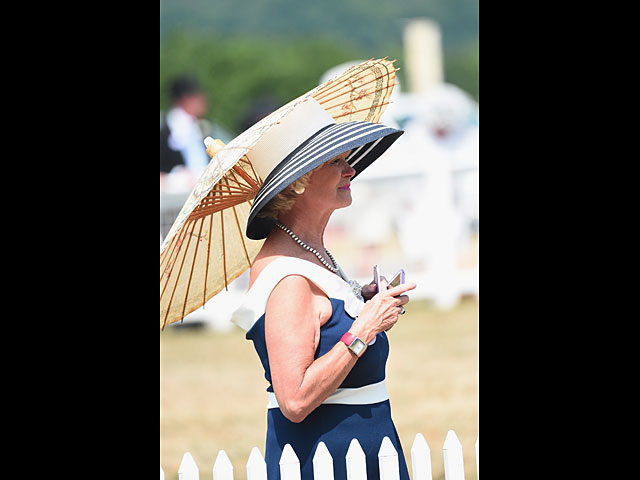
[267,380,389,409]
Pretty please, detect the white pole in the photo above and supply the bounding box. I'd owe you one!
[280,444,301,480]
[313,441,335,480]
[442,430,465,480]
[213,450,234,480]
[411,433,433,480]
[247,447,267,480]
[378,437,400,480]
[345,439,367,480]
[178,452,199,480]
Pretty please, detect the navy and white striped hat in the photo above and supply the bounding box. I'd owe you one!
[245,98,403,240]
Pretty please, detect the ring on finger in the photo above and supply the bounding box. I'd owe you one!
[398,306,406,315]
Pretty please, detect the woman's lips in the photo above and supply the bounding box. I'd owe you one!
[338,184,351,190]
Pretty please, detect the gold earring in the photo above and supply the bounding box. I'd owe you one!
[294,186,306,195]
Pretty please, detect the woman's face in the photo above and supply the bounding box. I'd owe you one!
[301,150,355,211]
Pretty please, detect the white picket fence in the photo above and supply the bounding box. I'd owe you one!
[161,430,478,480]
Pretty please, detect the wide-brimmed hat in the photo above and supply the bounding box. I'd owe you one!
[246,97,403,239]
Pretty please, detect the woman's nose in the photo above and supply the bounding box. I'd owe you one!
[342,160,356,177]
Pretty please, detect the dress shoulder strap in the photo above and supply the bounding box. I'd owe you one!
[231,257,363,331]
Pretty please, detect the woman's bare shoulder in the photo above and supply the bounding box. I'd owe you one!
[267,273,332,329]
[249,254,286,288]
[249,241,332,326]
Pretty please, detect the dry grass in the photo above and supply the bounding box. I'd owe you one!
[160,297,478,479]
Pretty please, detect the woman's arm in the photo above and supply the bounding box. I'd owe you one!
[265,274,357,423]
[266,275,416,423]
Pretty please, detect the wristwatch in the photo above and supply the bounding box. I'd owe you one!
[340,332,367,357]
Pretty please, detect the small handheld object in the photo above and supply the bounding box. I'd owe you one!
[388,269,405,288]
[373,264,380,293]
[374,265,406,292]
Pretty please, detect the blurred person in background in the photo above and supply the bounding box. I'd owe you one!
[160,75,211,188]
[238,95,279,132]
[231,98,416,480]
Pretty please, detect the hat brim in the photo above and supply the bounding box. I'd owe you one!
[246,121,403,240]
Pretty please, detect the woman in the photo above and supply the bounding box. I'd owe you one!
[232,97,416,479]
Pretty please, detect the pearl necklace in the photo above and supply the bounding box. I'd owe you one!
[275,222,338,272]
[275,221,364,301]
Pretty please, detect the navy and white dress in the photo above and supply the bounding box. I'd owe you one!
[232,257,410,480]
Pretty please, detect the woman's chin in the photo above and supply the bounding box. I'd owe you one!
[336,196,353,209]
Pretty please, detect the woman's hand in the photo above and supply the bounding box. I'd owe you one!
[265,274,416,423]
[350,280,417,343]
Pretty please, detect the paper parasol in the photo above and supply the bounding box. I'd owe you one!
[160,57,399,329]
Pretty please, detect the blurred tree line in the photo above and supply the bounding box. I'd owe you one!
[160,32,478,135]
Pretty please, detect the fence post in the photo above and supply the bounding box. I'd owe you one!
[313,441,335,480]
[280,444,301,480]
[475,436,479,479]
[345,438,367,480]
[213,450,234,480]
[178,452,199,480]
[442,430,465,480]
[164,430,477,480]
[410,433,433,480]
[247,447,267,480]
[378,436,400,480]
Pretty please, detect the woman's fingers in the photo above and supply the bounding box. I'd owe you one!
[385,282,417,298]
[394,294,410,306]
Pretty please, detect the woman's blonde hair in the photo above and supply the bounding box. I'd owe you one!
[256,170,314,220]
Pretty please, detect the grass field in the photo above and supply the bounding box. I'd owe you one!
[160,297,478,479]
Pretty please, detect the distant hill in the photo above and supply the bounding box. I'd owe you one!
[160,0,478,52]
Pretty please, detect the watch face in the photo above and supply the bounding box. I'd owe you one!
[350,338,367,357]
